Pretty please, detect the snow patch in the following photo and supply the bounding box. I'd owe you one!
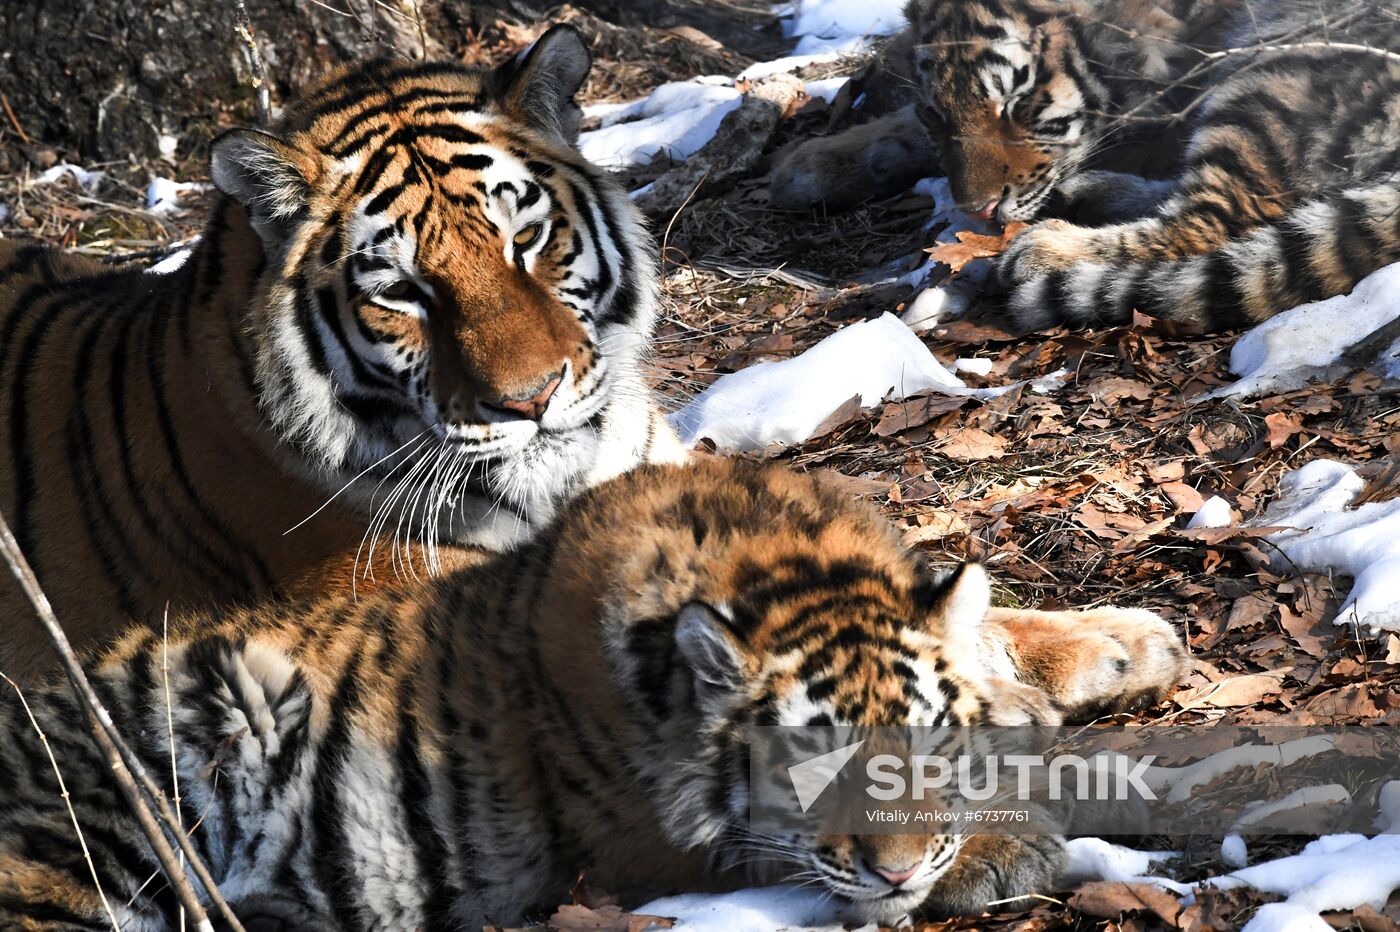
[1203,262,1400,400]
[146,177,208,216]
[578,82,742,168]
[34,163,104,191]
[670,313,964,452]
[804,76,850,104]
[633,885,850,932]
[955,357,994,376]
[785,0,908,41]
[1061,838,1181,888]
[1186,495,1234,530]
[670,314,1066,452]
[1251,459,1400,634]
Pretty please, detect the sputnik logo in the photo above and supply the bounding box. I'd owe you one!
[788,739,865,812]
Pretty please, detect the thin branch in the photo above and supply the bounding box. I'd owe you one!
[234,1,273,125]
[0,509,246,932]
[2,673,121,931]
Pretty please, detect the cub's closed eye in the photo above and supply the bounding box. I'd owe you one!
[379,281,414,300]
[513,224,543,248]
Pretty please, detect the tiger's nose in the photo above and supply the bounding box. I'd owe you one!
[483,371,562,421]
[869,860,921,887]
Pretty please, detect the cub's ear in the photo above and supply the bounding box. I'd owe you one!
[675,601,745,692]
[913,562,991,643]
[210,129,317,244]
[492,23,592,145]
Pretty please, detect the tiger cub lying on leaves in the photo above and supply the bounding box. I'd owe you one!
[773,0,1400,331]
[0,459,1187,930]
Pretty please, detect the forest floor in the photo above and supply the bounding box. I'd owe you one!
[2,1,1399,929]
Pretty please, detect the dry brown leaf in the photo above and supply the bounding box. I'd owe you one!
[904,511,969,543]
[1386,634,1400,665]
[1160,481,1207,513]
[1264,411,1304,448]
[875,393,969,437]
[1174,672,1286,709]
[1089,377,1153,404]
[1070,881,1183,926]
[937,427,1008,461]
[924,222,1028,275]
[548,904,675,932]
[1279,603,1332,658]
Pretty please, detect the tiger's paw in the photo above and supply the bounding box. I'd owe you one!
[995,220,1100,285]
[920,834,1064,917]
[1048,607,1188,717]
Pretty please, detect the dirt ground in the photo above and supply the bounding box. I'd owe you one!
[3,2,1399,929]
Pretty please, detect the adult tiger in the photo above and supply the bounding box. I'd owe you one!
[0,457,1188,930]
[772,0,1400,331]
[0,26,684,679]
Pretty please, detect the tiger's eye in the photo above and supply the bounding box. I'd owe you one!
[513,224,543,248]
[380,281,413,299]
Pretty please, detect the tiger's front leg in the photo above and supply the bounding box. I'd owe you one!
[981,605,1189,721]
[919,834,1066,918]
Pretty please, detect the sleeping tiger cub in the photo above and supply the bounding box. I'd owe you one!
[773,0,1400,330]
[0,26,684,679]
[0,458,1187,930]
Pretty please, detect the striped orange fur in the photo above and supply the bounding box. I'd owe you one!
[0,458,1187,929]
[0,26,684,680]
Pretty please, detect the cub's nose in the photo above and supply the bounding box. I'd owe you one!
[869,860,921,887]
[483,371,562,421]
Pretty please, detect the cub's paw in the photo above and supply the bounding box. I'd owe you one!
[995,220,1099,285]
[1051,607,1188,717]
[920,834,1064,917]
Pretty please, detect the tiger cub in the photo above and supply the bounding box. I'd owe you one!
[0,459,1187,930]
[0,26,685,678]
[773,0,1400,331]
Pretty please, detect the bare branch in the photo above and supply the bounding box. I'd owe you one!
[0,509,246,932]
[234,1,273,125]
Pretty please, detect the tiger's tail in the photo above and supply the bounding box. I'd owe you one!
[1008,182,1400,331]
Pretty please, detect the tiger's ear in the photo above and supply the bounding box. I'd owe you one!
[913,562,991,646]
[676,601,745,693]
[210,129,317,245]
[492,23,592,145]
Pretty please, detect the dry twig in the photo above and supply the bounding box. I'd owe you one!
[0,510,246,932]
[234,1,273,125]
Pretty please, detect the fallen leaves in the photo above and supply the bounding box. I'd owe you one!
[1174,672,1286,709]
[935,426,1008,461]
[1069,881,1182,927]
[924,222,1028,275]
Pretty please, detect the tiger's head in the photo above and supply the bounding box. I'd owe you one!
[905,0,1111,222]
[208,27,660,544]
[581,461,1059,923]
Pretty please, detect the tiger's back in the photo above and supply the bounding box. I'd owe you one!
[0,28,683,680]
[0,458,1187,930]
[774,0,1400,331]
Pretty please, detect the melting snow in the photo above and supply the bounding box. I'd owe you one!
[34,163,104,191]
[579,83,743,169]
[633,885,850,932]
[1202,262,1400,400]
[670,313,1064,452]
[1250,459,1400,635]
[146,177,208,216]
[670,313,964,452]
[784,0,908,43]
